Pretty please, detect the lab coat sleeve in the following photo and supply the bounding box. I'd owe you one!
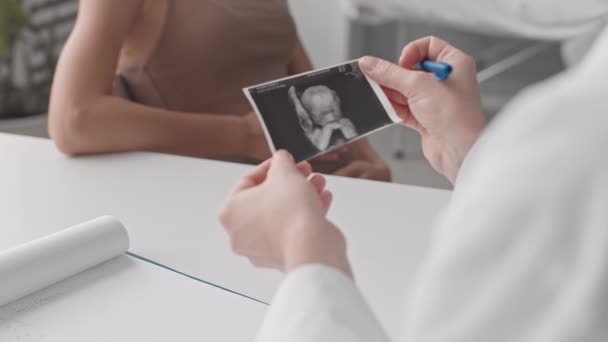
[256,264,390,342]
[345,0,608,40]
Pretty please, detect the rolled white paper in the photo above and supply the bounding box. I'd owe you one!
[0,216,129,307]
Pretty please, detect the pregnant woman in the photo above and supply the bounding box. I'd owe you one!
[48,0,390,181]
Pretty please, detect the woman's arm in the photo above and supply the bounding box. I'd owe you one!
[49,0,268,162]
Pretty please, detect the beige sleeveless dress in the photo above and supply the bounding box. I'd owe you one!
[118,0,297,115]
[116,0,357,172]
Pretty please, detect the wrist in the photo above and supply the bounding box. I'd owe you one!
[241,116,255,153]
[239,115,269,162]
[283,219,352,277]
[441,125,483,183]
[221,116,250,160]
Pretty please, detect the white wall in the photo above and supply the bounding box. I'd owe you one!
[288,0,350,68]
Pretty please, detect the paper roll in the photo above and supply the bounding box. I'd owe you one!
[0,216,129,307]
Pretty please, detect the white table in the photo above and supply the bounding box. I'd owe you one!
[0,133,451,339]
[0,254,266,341]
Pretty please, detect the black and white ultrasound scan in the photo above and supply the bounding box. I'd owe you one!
[244,60,401,162]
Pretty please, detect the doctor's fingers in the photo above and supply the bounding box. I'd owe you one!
[309,174,327,195]
[229,157,311,195]
[399,36,473,69]
[230,158,272,193]
[382,86,408,106]
[383,86,418,128]
[359,56,434,99]
[268,150,303,179]
[390,101,421,131]
[307,174,333,213]
[318,189,333,214]
[296,161,313,178]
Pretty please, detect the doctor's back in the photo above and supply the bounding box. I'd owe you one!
[398,28,608,342]
[256,23,608,342]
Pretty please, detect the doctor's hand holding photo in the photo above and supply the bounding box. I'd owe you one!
[219,151,352,276]
[361,36,486,184]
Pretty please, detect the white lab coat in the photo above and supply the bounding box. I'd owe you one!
[255,13,608,342]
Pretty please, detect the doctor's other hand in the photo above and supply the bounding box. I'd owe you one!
[219,151,352,276]
[360,36,486,184]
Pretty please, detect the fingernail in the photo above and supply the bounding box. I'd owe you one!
[274,150,286,159]
[275,150,294,162]
[359,56,378,73]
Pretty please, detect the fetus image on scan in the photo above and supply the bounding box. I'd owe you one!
[288,85,358,152]
[245,61,397,162]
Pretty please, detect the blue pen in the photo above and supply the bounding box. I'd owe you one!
[414,60,453,80]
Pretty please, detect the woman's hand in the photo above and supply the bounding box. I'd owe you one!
[219,151,352,275]
[334,159,390,181]
[360,36,486,184]
[333,139,391,182]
